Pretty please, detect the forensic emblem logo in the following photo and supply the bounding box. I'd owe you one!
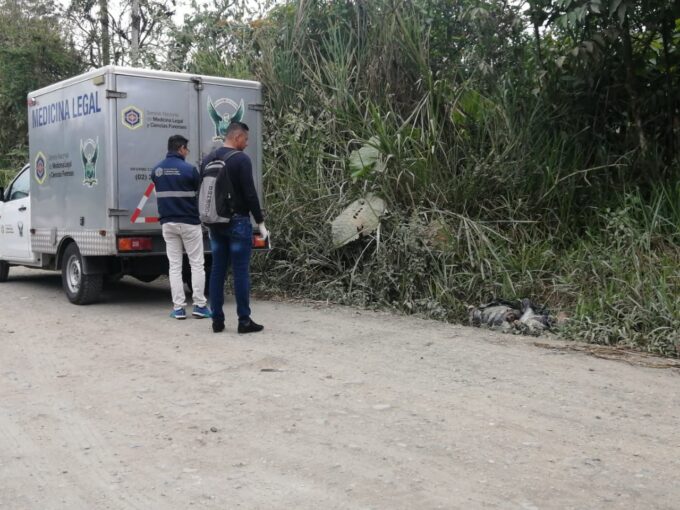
[155,167,163,177]
[207,97,244,141]
[81,137,99,187]
[34,151,47,184]
[122,106,143,130]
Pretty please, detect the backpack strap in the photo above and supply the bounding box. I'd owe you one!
[200,149,241,176]
[218,149,241,163]
[214,150,241,183]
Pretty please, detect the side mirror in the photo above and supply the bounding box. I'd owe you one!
[0,187,4,202]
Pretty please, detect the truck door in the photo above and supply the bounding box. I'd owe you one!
[197,82,263,204]
[0,165,33,261]
[114,74,198,231]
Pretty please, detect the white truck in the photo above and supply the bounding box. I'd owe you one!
[0,66,265,304]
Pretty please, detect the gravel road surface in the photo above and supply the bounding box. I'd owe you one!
[1,267,679,509]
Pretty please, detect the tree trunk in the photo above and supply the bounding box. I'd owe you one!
[621,14,647,154]
[661,14,675,164]
[131,0,140,66]
[99,0,110,66]
[533,22,544,69]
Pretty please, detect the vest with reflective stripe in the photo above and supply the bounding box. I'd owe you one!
[150,152,201,225]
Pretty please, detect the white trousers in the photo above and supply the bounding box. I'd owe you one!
[162,222,207,309]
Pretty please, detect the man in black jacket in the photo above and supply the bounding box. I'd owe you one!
[201,122,268,333]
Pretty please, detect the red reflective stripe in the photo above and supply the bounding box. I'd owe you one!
[130,183,156,223]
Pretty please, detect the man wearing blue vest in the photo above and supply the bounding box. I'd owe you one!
[151,135,211,320]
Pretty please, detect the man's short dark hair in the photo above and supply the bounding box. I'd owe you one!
[225,121,249,139]
[168,135,189,152]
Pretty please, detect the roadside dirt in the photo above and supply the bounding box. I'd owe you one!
[1,267,679,510]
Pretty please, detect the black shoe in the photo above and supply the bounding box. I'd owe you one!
[212,321,225,333]
[238,320,264,334]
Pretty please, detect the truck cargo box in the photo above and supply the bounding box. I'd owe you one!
[0,66,265,304]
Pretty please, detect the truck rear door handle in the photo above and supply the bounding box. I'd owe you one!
[19,206,27,212]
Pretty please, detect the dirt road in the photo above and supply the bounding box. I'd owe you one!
[1,267,678,509]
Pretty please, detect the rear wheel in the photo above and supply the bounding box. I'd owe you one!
[61,243,103,305]
[0,260,9,282]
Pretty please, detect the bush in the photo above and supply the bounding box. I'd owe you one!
[247,0,679,357]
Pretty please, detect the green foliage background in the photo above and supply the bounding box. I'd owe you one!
[0,0,84,172]
[1,0,678,355]
[245,0,680,356]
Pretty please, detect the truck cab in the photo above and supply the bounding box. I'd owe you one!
[0,164,38,278]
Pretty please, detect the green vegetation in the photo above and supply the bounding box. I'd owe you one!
[0,169,15,188]
[0,0,84,169]
[1,0,678,355]
[245,1,679,356]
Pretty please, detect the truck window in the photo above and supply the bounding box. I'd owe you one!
[7,168,29,201]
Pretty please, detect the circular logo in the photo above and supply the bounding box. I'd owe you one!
[126,110,139,124]
[35,151,47,184]
[155,168,163,177]
[122,106,143,130]
[36,159,45,178]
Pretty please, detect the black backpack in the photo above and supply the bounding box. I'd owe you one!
[198,150,240,225]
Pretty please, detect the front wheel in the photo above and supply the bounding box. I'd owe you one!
[0,260,9,282]
[61,243,103,305]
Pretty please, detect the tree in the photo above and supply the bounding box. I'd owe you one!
[99,0,110,64]
[0,0,84,168]
[65,0,177,68]
[131,0,140,65]
[166,0,278,76]
[526,0,680,169]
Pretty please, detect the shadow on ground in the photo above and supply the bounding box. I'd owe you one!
[1,270,170,306]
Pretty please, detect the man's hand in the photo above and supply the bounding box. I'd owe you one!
[258,222,269,240]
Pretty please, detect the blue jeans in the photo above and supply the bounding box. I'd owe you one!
[208,216,252,325]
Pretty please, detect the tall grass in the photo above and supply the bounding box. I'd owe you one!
[243,0,680,356]
[0,168,16,188]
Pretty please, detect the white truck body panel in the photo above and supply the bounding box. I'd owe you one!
[23,65,263,257]
[0,66,264,302]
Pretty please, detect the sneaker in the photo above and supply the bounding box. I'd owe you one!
[237,319,264,334]
[192,305,212,319]
[212,321,225,333]
[170,308,186,320]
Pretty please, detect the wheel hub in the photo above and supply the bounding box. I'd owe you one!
[67,255,81,293]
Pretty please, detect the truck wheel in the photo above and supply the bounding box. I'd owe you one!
[0,261,9,282]
[61,243,103,305]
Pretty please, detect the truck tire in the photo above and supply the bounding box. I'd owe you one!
[61,243,103,305]
[0,261,9,282]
